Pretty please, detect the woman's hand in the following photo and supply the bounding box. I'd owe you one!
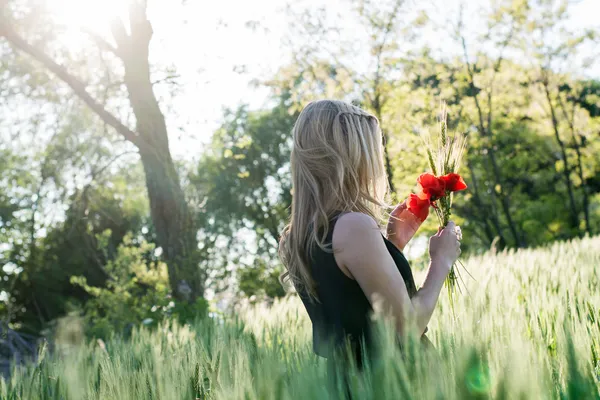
[428,221,461,272]
[386,199,428,251]
[409,221,461,333]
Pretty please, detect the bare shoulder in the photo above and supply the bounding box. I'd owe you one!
[332,212,394,280]
[332,212,382,249]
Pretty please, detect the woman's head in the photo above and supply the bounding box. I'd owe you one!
[280,99,389,299]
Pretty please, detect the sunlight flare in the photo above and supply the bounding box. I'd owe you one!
[45,0,129,45]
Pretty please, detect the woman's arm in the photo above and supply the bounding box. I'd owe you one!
[333,213,457,336]
[410,257,452,332]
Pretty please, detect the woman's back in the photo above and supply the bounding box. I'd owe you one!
[295,213,419,366]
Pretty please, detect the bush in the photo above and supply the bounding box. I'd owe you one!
[238,258,286,300]
[70,232,208,339]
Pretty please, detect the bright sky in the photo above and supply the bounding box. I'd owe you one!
[46,0,600,164]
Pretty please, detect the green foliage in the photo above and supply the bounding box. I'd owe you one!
[2,235,600,399]
[190,97,296,297]
[193,99,294,243]
[69,233,169,339]
[382,53,600,251]
[238,259,286,300]
[70,233,208,339]
[0,166,150,334]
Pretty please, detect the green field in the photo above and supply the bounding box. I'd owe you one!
[2,236,599,399]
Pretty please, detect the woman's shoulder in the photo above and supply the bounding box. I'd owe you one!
[332,212,383,250]
[334,212,378,230]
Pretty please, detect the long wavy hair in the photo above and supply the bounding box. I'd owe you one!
[279,99,389,301]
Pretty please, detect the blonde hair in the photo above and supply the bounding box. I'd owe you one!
[279,99,389,301]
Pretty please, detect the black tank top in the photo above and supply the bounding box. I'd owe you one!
[295,213,422,366]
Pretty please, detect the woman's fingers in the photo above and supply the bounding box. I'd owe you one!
[391,201,408,217]
[455,225,462,240]
[435,221,463,245]
[441,221,456,237]
[446,221,456,235]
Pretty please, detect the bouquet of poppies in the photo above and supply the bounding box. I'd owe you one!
[407,104,469,294]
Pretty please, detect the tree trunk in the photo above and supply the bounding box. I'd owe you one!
[469,85,524,247]
[572,133,590,235]
[543,78,580,234]
[486,141,524,247]
[376,110,395,194]
[382,132,395,194]
[466,159,506,248]
[139,149,202,300]
[557,94,591,236]
[117,4,203,301]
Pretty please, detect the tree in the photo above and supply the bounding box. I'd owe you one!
[353,0,428,194]
[271,5,356,109]
[190,95,296,298]
[0,0,203,301]
[381,47,599,249]
[452,0,528,248]
[516,0,598,236]
[556,79,600,235]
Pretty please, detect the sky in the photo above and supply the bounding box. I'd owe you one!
[45,0,600,163]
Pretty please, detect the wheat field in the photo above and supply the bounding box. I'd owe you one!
[2,236,599,399]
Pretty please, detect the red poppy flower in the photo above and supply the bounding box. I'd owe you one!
[440,173,468,192]
[417,173,446,201]
[407,193,430,222]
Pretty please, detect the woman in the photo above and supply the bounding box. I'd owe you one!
[279,100,460,370]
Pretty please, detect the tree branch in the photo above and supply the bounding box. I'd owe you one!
[486,21,515,132]
[0,23,148,152]
[460,34,488,136]
[82,28,120,57]
[128,0,153,44]
[110,18,130,50]
[90,150,138,181]
[152,73,180,86]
